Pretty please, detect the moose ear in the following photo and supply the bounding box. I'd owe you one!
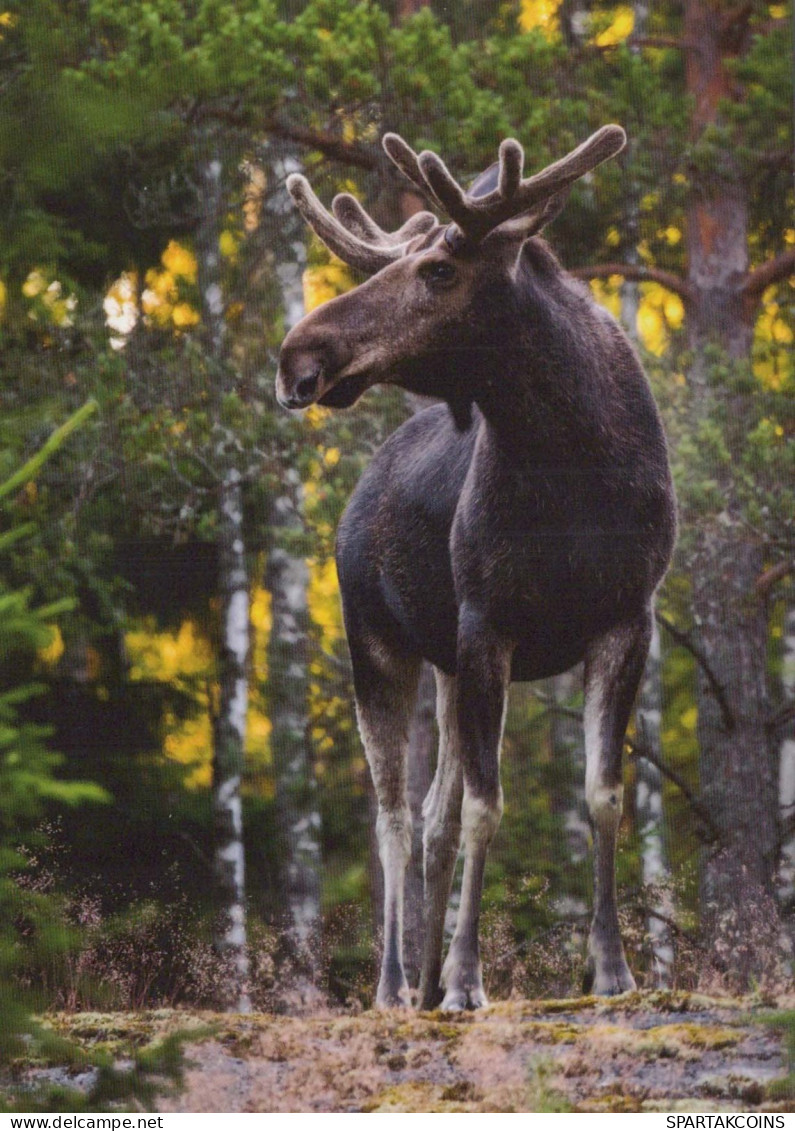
[448,394,474,432]
[502,188,572,240]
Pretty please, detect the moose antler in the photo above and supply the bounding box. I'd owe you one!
[286,125,626,270]
[383,125,626,243]
[285,175,438,274]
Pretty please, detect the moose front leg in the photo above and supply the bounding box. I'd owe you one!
[352,642,421,1009]
[440,607,511,1011]
[582,611,653,995]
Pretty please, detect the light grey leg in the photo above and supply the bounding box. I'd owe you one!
[418,669,464,1010]
[582,611,652,995]
[440,784,504,1010]
[440,608,511,1011]
[354,649,421,1009]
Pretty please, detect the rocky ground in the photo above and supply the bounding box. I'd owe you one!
[32,992,794,1113]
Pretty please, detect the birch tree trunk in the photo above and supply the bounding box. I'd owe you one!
[198,152,251,1011]
[544,670,589,920]
[212,469,252,1012]
[266,475,322,962]
[267,153,322,970]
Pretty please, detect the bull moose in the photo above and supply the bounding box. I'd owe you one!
[276,126,676,1010]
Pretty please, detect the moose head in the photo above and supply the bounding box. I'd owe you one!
[276,125,626,427]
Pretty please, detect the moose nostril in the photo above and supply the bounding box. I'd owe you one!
[295,371,320,402]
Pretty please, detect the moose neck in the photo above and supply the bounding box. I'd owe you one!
[462,257,621,469]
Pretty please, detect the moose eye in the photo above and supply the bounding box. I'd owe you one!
[420,260,457,288]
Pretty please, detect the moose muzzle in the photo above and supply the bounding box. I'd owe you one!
[276,324,356,410]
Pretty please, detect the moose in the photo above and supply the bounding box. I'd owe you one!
[276,126,676,1010]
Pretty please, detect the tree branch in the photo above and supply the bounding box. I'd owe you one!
[626,736,720,842]
[531,690,583,722]
[577,35,696,55]
[753,17,791,35]
[571,263,695,304]
[743,249,795,299]
[768,703,795,735]
[755,559,794,597]
[627,34,695,50]
[748,147,793,169]
[655,611,736,732]
[778,809,795,844]
[719,1,752,35]
[264,117,378,171]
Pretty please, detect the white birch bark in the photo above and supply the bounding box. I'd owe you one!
[546,669,589,921]
[198,153,251,1011]
[267,155,322,965]
[266,475,322,957]
[212,469,252,1012]
[554,665,592,877]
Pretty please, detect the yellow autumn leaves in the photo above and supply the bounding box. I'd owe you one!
[103,240,201,346]
[22,269,78,328]
[589,276,685,357]
[142,240,201,330]
[118,553,344,792]
[519,0,635,45]
[103,234,245,346]
[303,261,355,312]
[124,594,273,792]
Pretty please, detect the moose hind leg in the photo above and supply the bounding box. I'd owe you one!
[582,611,652,995]
[418,669,464,1010]
[352,639,420,1009]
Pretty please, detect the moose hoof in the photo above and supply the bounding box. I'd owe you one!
[582,955,636,997]
[440,951,488,1011]
[440,984,489,1011]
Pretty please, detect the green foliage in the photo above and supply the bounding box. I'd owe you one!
[755,1011,795,1102]
[0,409,110,1096]
[0,1017,206,1113]
[648,344,795,553]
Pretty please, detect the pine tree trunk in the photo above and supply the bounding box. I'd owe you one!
[692,537,783,986]
[683,0,785,986]
[198,152,251,1011]
[778,608,795,908]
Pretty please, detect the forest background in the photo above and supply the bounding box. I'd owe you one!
[0,0,793,1081]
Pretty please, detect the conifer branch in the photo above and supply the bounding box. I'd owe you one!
[743,250,795,299]
[571,263,694,304]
